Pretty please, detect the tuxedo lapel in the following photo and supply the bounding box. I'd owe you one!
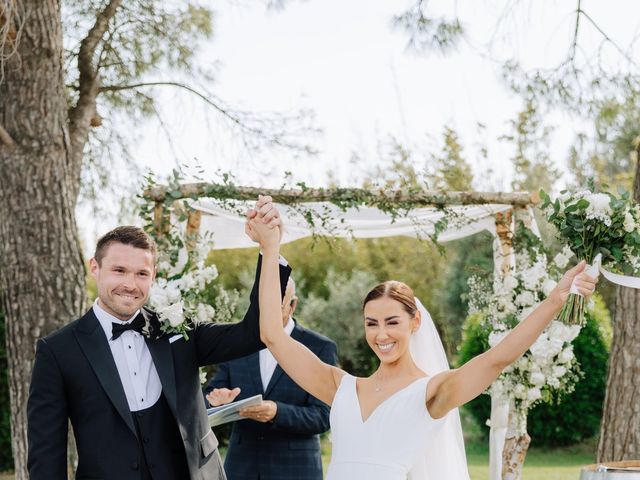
[74,309,137,438]
[143,310,178,415]
[264,324,305,397]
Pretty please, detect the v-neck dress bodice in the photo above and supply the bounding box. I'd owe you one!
[326,374,444,480]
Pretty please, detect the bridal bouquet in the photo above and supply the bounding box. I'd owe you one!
[540,183,640,325]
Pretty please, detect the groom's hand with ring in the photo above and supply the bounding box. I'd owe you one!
[239,401,278,423]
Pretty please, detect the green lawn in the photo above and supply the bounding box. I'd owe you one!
[465,439,596,480]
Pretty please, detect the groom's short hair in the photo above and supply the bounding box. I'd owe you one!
[94,226,157,265]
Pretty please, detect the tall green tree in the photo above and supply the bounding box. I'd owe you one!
[430,126,474,191]
[501,100,560,193]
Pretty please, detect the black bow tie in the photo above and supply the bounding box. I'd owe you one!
[111,315,145,340]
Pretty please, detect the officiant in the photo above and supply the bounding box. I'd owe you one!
[205,277,337,480]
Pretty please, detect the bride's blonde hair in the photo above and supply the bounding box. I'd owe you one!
[363,281,417,316]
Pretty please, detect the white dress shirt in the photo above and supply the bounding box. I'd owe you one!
[259,317,295,391]
[93,300,162,412]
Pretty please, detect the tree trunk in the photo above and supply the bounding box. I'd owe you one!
[0,1,87,478]
[597,150,640,462]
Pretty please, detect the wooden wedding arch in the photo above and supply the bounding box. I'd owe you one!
[144,183,541,480]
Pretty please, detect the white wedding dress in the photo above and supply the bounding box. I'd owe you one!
[326,374,446,480]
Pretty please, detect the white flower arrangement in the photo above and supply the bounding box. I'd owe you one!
[148,236,221,339]
[468,233,583,422]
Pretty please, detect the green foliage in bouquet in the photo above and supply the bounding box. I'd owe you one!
[457,302,610,447]
[540,183,640,271]
[540,182,640,324]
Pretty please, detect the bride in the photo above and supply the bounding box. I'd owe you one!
[247,199,597,480]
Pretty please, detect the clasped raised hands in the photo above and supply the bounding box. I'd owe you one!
[245,195,282,252]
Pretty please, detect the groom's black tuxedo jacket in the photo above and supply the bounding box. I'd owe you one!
[27,256,291,480]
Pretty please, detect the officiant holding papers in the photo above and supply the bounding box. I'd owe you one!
[205,277,337,480]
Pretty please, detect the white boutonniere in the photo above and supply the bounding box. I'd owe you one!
[157,301,192,340]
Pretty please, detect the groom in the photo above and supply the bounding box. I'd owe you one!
[27,197,289,480]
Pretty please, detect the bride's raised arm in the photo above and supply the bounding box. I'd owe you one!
[248,207,345,406]
[426,261,597,419]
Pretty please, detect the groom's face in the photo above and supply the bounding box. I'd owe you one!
[90,242,156,321]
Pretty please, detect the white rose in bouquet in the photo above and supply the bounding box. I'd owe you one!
[585,193,613,226]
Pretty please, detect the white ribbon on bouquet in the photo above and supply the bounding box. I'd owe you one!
[570,253,640,294]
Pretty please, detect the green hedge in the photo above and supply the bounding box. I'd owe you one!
[457,308,609,447]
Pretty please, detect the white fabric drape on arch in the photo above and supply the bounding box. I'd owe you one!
[192,199,512,249]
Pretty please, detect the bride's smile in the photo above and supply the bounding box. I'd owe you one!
[363,292,421,364]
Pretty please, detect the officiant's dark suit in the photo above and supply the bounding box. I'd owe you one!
[204,279,337,480]
[27,225,291,480]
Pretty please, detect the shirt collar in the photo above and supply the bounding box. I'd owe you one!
[93,298,140,341]
[283,316,295,336]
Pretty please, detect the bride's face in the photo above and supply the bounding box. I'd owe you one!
[363,297,420,364]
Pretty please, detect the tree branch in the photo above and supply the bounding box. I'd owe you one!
[579,8,638,67]
[69,0,124,138]
[67,0,124,200]
[100,81,249,130]
[0,122,16,148]
[143,182,539,207]
[567,0,582,63]
[77,0,123,83]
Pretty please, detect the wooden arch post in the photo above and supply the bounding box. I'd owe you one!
[494,207,539,480]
